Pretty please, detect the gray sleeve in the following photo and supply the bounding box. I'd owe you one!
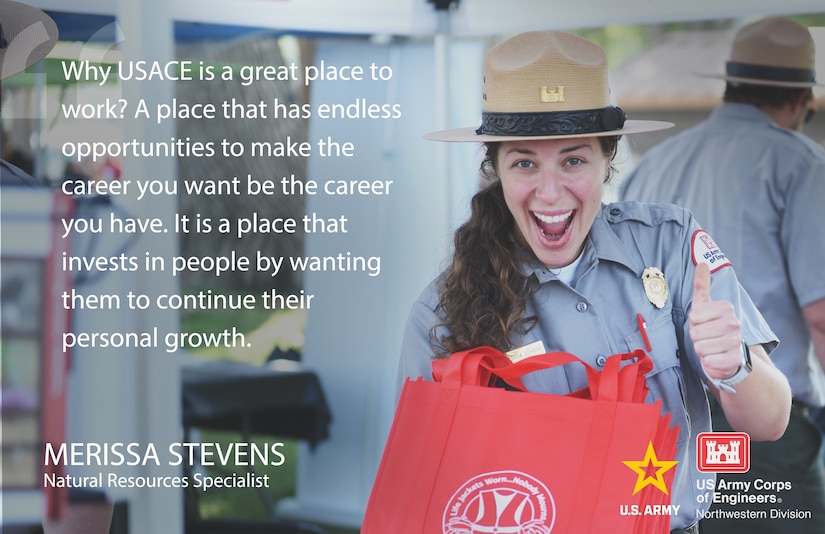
[781,154,825,308]
[679,213,779,355]
[396,283,443,393]
[672,212,778,385]
[710,262,779,354]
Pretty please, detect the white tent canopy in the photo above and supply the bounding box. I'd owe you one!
[27,0,825,35]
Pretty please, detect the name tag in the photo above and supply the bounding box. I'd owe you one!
[506,340,547,363]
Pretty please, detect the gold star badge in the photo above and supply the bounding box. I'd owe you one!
[622,441,678,495]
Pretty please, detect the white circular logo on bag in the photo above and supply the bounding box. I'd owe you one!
[443,470,555,533]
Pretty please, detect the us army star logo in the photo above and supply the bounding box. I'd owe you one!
[622,441,678,495]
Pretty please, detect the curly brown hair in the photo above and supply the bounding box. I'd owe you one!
[431,138,619,356]
[430,178,534,356]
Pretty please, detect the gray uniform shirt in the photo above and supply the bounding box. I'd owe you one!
[621,103,825,407]
[398,201,777,529]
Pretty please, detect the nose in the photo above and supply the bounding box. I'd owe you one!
[804,106,816,125]
[804,100,817,124]
[534,170,565,203]
[804,90,817,124]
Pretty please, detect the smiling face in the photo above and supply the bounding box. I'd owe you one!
[496,137,610,269]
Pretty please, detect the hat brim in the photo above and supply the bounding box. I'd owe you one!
[0,0,59,80]
[423,119,674,142]
[697,72,822,88]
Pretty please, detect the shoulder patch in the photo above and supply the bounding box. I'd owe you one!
[691,229,732,272]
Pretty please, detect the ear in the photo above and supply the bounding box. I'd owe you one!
[793,89,813,113]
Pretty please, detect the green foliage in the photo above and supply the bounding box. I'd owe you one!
[194,431,297,519]
[191,432,359,532]
[181,306,361,532]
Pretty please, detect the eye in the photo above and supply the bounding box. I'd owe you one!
[564,156,584,167]
[513,159,535,169]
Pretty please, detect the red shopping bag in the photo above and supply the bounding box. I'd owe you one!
[363,347,679,534]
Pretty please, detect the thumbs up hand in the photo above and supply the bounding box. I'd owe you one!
[689,264,744,380]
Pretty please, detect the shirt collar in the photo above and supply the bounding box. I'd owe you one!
[521,204,647,283]
[712,102,776,126]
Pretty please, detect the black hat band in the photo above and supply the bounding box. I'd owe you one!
[476,106,626,136]
[726,60,816,84]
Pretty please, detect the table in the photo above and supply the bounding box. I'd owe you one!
[180,359,332,534]
[181,360,331,448]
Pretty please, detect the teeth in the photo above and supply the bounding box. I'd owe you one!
[534,211,572,224]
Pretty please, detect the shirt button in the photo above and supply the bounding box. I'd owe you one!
[576,301,588,312]
[596,355,607,367]
[610,207,622,216]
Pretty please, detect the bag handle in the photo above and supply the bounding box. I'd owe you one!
[433,346,653,403]
[497,349,653,402]
[431,346,513,387]
[493,351,621,401]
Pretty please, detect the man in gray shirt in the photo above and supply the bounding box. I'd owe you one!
[621,16,825,533]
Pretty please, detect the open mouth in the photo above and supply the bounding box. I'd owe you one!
[533,210,575,242]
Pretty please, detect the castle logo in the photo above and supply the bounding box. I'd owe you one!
[697,432,750,473]
[443,470,555,534]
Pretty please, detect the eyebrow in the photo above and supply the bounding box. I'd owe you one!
[503,143,592,157]
[560,143,592,154]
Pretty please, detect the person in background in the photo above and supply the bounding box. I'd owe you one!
[620,16,825,533]
[1,1,114,533]
[399,30,791,533]
[2,129,34,175]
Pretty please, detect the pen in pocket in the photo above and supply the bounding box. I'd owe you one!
[637,313,652,352]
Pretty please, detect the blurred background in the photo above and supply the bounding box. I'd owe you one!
[1,1,824,533]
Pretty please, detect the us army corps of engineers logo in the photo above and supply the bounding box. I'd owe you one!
[443,470,556,534]
[697,432,750,473]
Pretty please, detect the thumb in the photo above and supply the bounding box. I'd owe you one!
[693,263,712,305]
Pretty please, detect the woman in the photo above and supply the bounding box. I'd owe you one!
[398,31,791,533]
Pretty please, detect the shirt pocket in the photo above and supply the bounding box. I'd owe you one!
[624,313,691,446]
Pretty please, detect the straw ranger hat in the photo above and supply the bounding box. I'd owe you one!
[702,16,821,88]
[0,0,59,81]
[425,31,673,142]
